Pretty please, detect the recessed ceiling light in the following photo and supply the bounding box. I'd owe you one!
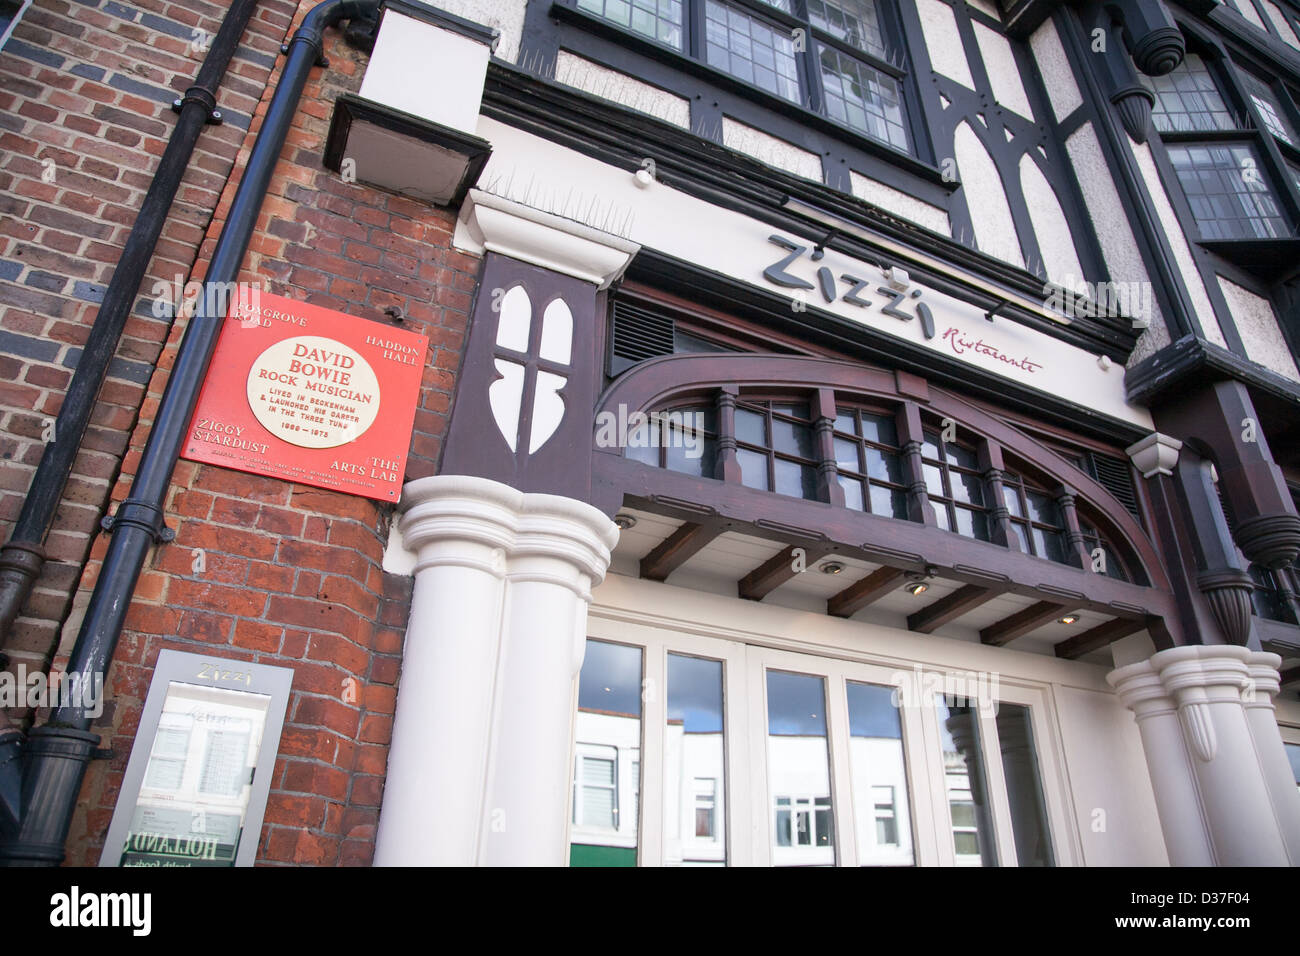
[906,582,929,596]
[820,561,846,575]
[613,514,637,530]
[1059,614,1079,625]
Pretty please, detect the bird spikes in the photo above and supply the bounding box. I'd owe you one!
[479,166,636,240]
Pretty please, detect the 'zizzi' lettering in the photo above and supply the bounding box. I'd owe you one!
[762,236,936,340]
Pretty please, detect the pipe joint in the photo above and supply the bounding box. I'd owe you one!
[101,499,175,544]
[172,85,223,124]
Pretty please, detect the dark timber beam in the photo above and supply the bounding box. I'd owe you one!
[980,601,1071,647]
[908,585,1002,634]
[739,545,829,601]
[640,521,723,582]
[828,567,906,618]
[1280,665,1299,686]
[1055,616,1151,660]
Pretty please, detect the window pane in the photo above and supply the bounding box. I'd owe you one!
[865,447,903,484]
[1025,491,1059,526]
[1242,71,1298,146]
[931,501,952,532]
[1286,742,1300,791]
[954,505,990,542]
[572,640,643,866]
[944,443,979,470]
[1010,520,1032,553]
[705,0,800,102]
[923,463,945,498]
[951,470,986,506]
[834,409,858,435]
[1002,483,1025,518]
[936,697,997,866]
[665,436,714,477]
[665,654,726,865]
[840,475,866,511]
[860,412,898,446]
[870,484,909,520]
[772,417,814,458]
[1031,525,1067,564]
[1166,142,1290,240]
[847,681,913,865]
[1148,54,1236,133]
[994,704,1055,866]
[735,407,767,446]
[767,671,835,865]
[834,437,861,473]
[774,457,819,500]
[738,448,770,491]
[820,45,911,152]
[808,0,886,59]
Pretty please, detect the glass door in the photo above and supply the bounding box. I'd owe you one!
[572,627,1071,866]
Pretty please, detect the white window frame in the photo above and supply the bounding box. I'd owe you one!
[582,605,1082,866]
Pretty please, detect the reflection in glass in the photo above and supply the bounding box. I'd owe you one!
[767,671,835,865]
[124,682,271,866]
[995,704,1055,866]
[1286,742,1300,792]
[847,681,913,865]
[571,640,643,867]
[664,654,726,866]
[936,696,997,866]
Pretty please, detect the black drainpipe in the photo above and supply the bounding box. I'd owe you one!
[0,0,259,647]
[0,0,380,866]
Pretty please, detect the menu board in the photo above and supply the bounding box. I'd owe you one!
[118,682,270,867]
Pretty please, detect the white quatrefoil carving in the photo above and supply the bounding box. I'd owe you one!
[487,286,573,456]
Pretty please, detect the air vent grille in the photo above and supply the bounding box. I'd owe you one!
[1086,451,1141,520]
[610,300,676,375]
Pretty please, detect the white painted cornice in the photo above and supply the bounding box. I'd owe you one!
[454,189,640,289]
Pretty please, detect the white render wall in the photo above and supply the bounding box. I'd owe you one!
[849,171,950,234]
[555,51,692,130]
[1218,276,1300,382]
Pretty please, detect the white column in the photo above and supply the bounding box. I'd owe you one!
[374,476,617,866]
[482,496,615,865]
[1108,662,1214,866]
[1243,651,1300,865]
[1110,645,1294,866]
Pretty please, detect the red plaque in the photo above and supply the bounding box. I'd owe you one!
[182,291,428,501]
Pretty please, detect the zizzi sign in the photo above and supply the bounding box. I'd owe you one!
[182,291,428,500]
[760,235,1044,376]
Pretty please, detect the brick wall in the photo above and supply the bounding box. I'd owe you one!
[0,0,294,682]
[2,0,482,865]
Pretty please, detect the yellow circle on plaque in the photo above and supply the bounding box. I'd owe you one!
[246,335,380,449]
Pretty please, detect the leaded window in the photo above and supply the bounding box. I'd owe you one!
[571,0,916,155]
[921,430,991,541]
[735,400,820,499]
[625,404,719,478]
[705,0,801,102]
[578,0,685,47]
[832,407,908,519]
[1145,38,1299,256]
[1165,142,1289,240]
[1001,473,1066,563]
[1149,54,1238,133]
